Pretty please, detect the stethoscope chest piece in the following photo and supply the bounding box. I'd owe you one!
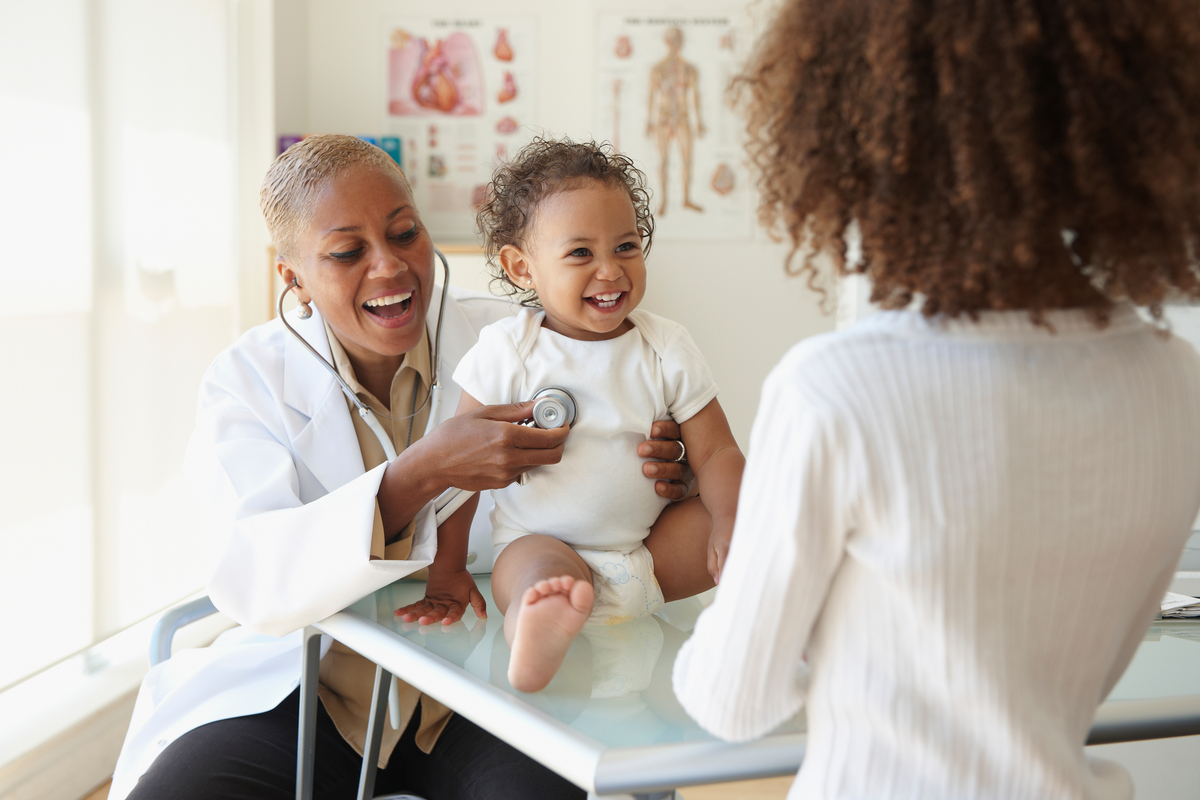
[516,387,577,487]
[530,387,577,429]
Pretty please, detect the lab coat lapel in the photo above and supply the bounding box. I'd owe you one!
[281,307,366,495]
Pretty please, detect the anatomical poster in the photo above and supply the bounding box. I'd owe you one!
[596,15,752,241]
[386,18,537,243]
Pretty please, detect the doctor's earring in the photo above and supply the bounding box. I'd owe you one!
[290,279,313,319]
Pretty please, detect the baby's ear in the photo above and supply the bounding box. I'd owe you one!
[498,244,533,288]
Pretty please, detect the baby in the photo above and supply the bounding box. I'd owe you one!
[399,139,745,692]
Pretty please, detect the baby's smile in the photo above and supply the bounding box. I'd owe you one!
[586,291,625,310]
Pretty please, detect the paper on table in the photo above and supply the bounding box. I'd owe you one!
[1161,591,1200,618]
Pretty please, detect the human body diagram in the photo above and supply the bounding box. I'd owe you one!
[646,28,705,215]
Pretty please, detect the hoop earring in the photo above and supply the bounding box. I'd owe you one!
[290,278,313,319]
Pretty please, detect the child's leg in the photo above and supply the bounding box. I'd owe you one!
[492,534,595,693]
[643,497,714,602]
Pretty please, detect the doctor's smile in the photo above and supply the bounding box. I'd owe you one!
[363,290,414,320]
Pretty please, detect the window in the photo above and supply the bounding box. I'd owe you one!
[0,0,251,718]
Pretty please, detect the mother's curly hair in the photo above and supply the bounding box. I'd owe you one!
[736,0,1200,321]
[476,137,654,307]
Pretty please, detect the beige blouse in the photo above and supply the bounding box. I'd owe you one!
[316,322,453,767]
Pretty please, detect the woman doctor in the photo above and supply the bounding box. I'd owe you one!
[110,135,703,800]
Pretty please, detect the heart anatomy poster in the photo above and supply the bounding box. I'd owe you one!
[596,15,753,241]
[386,18,537,243]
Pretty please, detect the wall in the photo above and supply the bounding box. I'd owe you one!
[271,0,835,449]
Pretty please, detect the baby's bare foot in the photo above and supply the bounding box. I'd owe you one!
[507,576,593,692]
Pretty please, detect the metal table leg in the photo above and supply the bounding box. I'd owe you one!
[357,664,392,800]
[297,627,322,800]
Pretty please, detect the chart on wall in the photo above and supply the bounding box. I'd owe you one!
[385,18,537,243]
[596,15,753,241]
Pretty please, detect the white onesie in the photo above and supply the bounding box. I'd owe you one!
[452,307,718,623]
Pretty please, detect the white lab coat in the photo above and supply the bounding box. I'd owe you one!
[109,285,515,800]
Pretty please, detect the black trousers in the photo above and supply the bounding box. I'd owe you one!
[126,688,584,800]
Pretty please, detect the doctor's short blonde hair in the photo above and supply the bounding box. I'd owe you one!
[260,134,412,259]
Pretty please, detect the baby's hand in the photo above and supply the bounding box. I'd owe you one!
[395,569,487,626]
[707,524,733,584]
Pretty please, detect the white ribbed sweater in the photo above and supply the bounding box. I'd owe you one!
[674,306,1200,800]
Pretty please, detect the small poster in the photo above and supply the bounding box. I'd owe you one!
[596,15,753,241]
[386,18,537,243]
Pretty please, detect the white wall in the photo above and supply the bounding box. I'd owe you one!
[271,0,835,448]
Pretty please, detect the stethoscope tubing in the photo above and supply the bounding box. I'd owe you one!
[277,248,452,452]
[278,249,459,729]
[278,246,463,514]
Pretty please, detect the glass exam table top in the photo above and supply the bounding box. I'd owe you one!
[318,576,1200,796]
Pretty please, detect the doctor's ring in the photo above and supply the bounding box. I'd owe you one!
[672,440,687,463]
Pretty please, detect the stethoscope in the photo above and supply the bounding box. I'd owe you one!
[279,249,449,460]
[278,247,577,505]
[278,248,577,727]
[279,248,472,526]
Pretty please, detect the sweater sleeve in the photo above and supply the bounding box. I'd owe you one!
[672,362,855,741]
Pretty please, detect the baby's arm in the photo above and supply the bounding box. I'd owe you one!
[395,393,488,625]
[679,399,746,583]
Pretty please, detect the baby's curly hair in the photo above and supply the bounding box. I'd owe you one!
[735,0,1200,323]
[477,138,655,307]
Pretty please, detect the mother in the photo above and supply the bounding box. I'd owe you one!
[110,135,698,800]
[675,1,1200,798]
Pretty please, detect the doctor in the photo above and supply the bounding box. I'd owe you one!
[111,135,699,800]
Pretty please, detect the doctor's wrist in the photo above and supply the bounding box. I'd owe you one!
[378,447,450,535]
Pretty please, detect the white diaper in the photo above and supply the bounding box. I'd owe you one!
[575,545,665,624]
[492,533,665,625]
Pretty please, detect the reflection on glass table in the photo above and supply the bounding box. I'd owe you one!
[316,576,804,799]
[350,577,805,752]
[1109,622,1200,700]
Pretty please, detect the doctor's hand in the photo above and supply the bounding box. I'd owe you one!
[638,420,696,501]
[418,401,569,492]
[395,567,487,626]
